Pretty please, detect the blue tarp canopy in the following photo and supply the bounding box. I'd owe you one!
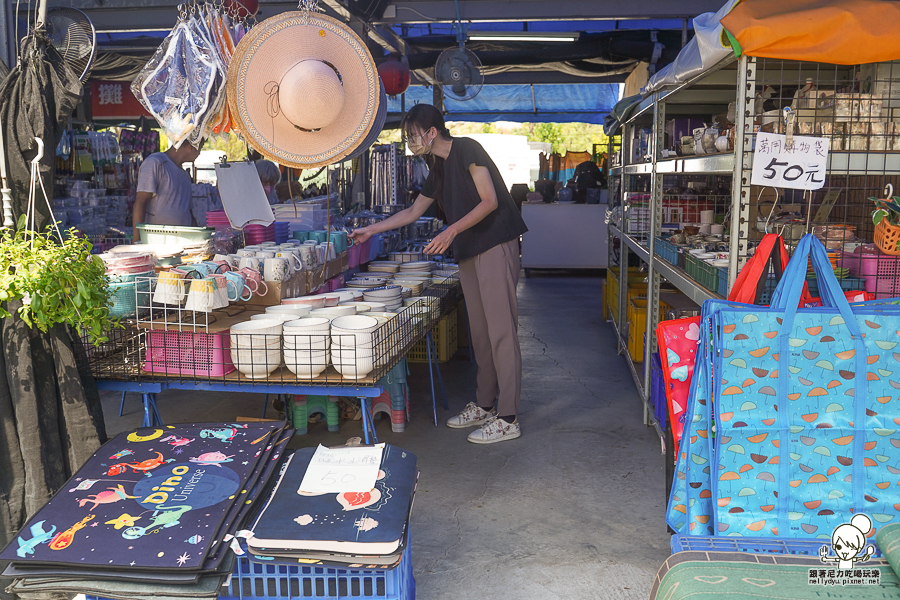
[386,83,620,124]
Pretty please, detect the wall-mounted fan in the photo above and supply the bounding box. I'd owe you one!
[435,45,483,101]
[434,0,483,102]
[44,7,96,84]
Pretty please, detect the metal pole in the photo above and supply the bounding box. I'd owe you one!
[728,56,757,290]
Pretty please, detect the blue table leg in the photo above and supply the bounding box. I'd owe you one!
[141,394,151,427]
[427,332,449,410]
[360,397,378,444]
[261,394,270,419]
[425,333,438,426]
[118,391,127,417]
[141,393,162,427]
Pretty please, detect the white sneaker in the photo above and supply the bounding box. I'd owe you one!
[467,417,521,444]
[446,402,495,428]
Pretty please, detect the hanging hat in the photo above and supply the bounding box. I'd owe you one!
[227,12,380,169]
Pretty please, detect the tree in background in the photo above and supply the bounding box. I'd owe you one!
[204,133,249,161]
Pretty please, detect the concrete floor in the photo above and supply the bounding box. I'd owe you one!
[98,274,670,600]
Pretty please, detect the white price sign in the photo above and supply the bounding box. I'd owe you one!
[750,132,829,191]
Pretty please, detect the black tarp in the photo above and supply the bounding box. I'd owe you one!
[0,30,107,600]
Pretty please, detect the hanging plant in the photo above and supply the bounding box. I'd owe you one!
[0,215,115,344]
[871,196,900,227]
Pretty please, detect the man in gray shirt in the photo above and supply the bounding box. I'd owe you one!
[133,141,203,241]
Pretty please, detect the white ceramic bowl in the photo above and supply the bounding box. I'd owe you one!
[282,296,327,309]
[283,332,331,351]
[231,320,284,347]
[305,293,340,307]
[232,347,282,378]
[311,306,356,317]
[283,317,332,334]
[361,301,386,312]
[283,349,329,378]
[330,346,374,379]
[333,291,356,303]
[340,302,373,313]
[251,313,297,324]
[367,311,398,320]
[331,315,379,347]
[267,305,312,317]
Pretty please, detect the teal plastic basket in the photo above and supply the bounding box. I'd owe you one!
[107,278,150,318]
[108,270,154,284]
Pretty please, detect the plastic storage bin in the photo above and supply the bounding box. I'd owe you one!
[626,297,671,363]
[143,330,236,377]
[650,352,666,428]
[408,308,457,363]
[655,237,679,266]
[134,224,214,246]
[684,254,718,293]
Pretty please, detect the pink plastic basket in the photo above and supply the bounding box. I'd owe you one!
[861,275,900,299]
[143,330,235,377]
[841,250,900,278]
[348,243,361,268]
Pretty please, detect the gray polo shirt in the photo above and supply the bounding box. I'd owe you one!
[136,152,193,226]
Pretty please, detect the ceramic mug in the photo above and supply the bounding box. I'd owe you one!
[256,250,277,260]
[224,271,253,301]
[240,268,269,296]
[214,254,237,267]
[239,256,264,273]
[260,242,277,247]
[237,249,257,258]
[264,257,291,282]
[275,251,303,272]
[153,270,187,305]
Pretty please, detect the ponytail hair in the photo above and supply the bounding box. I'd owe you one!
[402,104,451,204]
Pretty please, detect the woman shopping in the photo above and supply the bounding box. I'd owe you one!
[349,104,527,444]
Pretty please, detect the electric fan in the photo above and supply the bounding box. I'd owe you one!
[435,45,483,101]
[44,7,96,84]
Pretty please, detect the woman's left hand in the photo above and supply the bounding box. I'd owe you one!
[424,226,458,256]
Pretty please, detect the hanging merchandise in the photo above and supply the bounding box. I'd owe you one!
[377,56,410,97]
[226,6,381,169]
[131,3,246,148]
[667,234,900,539]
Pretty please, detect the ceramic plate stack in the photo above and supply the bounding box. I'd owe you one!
[243,223,276,244]
[392,278,426,295]
[109,244,184,266]
[367,261,401,275]
[100,252,156,277]
[346,276,389,290]
[399,261,435,275]
[363,285,403,311]
[206,210,232,229]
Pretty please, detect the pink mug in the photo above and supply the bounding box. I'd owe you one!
[240,268,269,296]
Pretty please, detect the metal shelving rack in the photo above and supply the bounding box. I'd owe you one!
[606,53,900,454]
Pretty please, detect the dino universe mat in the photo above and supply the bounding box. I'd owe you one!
[0,421,289,572]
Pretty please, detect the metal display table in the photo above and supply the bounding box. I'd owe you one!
[88,280,460,443]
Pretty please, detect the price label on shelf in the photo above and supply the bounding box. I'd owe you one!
[298,443,384,494]
[750,132,829,191]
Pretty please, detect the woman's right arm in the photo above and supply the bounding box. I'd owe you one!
[349,193,435,244]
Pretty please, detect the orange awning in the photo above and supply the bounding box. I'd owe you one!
[720,0,900,65]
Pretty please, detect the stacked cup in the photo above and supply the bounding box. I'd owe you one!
[283,317,331,378]
[330,315,379,380]
[230,320,283,379]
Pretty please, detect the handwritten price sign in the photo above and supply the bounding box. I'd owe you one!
[751,132,829,191]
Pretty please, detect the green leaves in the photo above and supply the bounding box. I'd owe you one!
[871,196,900,227]
[0,223,118,344]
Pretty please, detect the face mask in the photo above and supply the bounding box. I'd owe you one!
[407,131,433,156]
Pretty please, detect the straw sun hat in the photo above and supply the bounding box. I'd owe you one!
[227,12,380,169]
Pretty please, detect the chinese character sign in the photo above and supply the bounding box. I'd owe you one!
[751,132,829,191]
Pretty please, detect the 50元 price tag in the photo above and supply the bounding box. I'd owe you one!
[750,132,829,191]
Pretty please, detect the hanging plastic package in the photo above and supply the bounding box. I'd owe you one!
[131,21,216,148]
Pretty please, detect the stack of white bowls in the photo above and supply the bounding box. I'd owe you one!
[393,278,426,295]
[283,317,331,378]
[363,285,403,311]
[346,276,389,289]
[404,296,438,321]
[266,305,312,319]
[330,315,379,379]
[282,296,327,309]
[310,305,356,318]
[340,302,374,313]
[333,288,365,301]
[231,320,283,379]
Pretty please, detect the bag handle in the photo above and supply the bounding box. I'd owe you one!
[769,234,867,534]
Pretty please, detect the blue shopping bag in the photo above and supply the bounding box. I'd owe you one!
[711,234,900,538]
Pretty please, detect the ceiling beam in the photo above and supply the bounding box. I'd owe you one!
[374,0,724,23]
[411,70,625,85]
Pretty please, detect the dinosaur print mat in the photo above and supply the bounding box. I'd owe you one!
[1,421,288,572]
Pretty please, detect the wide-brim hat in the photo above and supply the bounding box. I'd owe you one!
[227,12,380,169]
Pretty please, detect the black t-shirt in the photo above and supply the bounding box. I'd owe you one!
[420,137,528,262]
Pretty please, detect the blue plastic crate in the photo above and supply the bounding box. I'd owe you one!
[717,267,729,297]
[806,276,865,297]
[226,535,413,600]
[655,237,679,266]
[671,534,883,558]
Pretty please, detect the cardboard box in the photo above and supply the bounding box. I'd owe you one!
[246,271,308,306]
[325,252,349,279]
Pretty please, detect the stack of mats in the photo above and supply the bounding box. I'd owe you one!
[651,523,900,599]
[2,421,293,600]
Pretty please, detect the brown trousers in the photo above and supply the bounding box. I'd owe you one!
[457,239,522,417]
